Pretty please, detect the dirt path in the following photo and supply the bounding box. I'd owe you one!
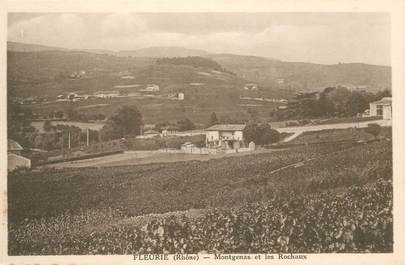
[278,119,391,142]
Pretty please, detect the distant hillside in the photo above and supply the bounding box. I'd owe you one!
[206,54,391,93]
[156,56,226,72]
[8,42,208,58]
[7,42,391,95]
[7,50,154,82]
[8,41,67,52]
[118,46,208,58]
[7,50,247,102]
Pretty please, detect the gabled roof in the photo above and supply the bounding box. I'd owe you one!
[370,97,392,105]
[143,129,159,135]
[8,139,23,151]
[206,124,246,131]
[162,125,179,131]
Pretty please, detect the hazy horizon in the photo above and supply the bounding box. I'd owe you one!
[8,13,391,66]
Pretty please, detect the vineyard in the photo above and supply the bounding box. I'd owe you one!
[8,140,393,254]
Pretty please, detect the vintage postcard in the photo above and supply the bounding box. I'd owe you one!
[1,0,405,265]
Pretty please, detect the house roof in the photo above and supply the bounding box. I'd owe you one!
[206,124,246,131]
[162,125,179,131]
[370,97,392,105]
[143,129,159,135]
[8,139,23,151]
[8,153,30,161]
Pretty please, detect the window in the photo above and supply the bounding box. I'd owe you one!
[377,105,383,116]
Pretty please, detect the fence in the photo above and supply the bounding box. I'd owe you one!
[158,146,253,155]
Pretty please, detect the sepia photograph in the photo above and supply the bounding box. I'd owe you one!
[3,9,400,259]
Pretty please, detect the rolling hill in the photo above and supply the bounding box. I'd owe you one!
[7,42,391,94]
[206,53,391,93]
[7,41,67,52]
[7,42,392,124]
[7,42,391,92]
[118,46,208,58]
[7,42,207,58]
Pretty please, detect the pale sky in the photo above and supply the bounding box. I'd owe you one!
[8,13,391,65]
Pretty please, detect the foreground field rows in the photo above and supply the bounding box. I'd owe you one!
[8,140,392,254]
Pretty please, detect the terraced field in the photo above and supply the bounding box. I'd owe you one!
[8,140,393,254]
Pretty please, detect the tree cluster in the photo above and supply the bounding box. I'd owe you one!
[280,87,391,119]
[156,56,225,72]
[100,106,143,141]
[243,122,280,146]
[155,118,196,132]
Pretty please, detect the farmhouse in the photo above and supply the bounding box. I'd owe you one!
[244,83,258,90]
[178,92,185,100]
[142,84,160,92]
[161,126,179,137]
[369,97,392,120]
[205,124,246,150]
[121,75,135,79]
[8,139,31,171]
[94,91,120,98]
[143,129,160,138]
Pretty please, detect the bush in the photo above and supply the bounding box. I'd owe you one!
[101,106,143,141]
[244,122,280,145]
[365,123,382,139]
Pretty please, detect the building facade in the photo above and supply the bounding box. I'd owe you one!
[205,124,246,150]
[8,153,31,171]
[8,139,31,171]
[369,97,392,120]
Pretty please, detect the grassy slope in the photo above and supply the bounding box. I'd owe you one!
[289,127,392,145]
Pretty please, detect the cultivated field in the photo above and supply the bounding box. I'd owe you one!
[45,151,212,168]
[8,139,392,254]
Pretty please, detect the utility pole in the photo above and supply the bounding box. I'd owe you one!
[61,131,64,155]
[68,130,71,149]
[87,128,90,146]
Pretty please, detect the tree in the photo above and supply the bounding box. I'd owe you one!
[209,112,219,126]
[327,86,352,116]
[177,118,195,131]
[365,123,381,139]
[346,91,369,116]
[317,91,335,116]
[243,122,280,146]
[43,120,53,132]
[55,111,64,119]
[247,108,259,120]
[220,114,239,124]
[100,106,143,140]
[374,90,391,100]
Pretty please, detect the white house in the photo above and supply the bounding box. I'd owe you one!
[369,97,392,120]
[8,153,31,171]
[244,83,258,90]
[161,126,179,137]
[276,78,285,84]
[121,75,135,79]
[8,139,31,171]
[94,91,120,98]
[143,84,160,92]
[205,124,246,150]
